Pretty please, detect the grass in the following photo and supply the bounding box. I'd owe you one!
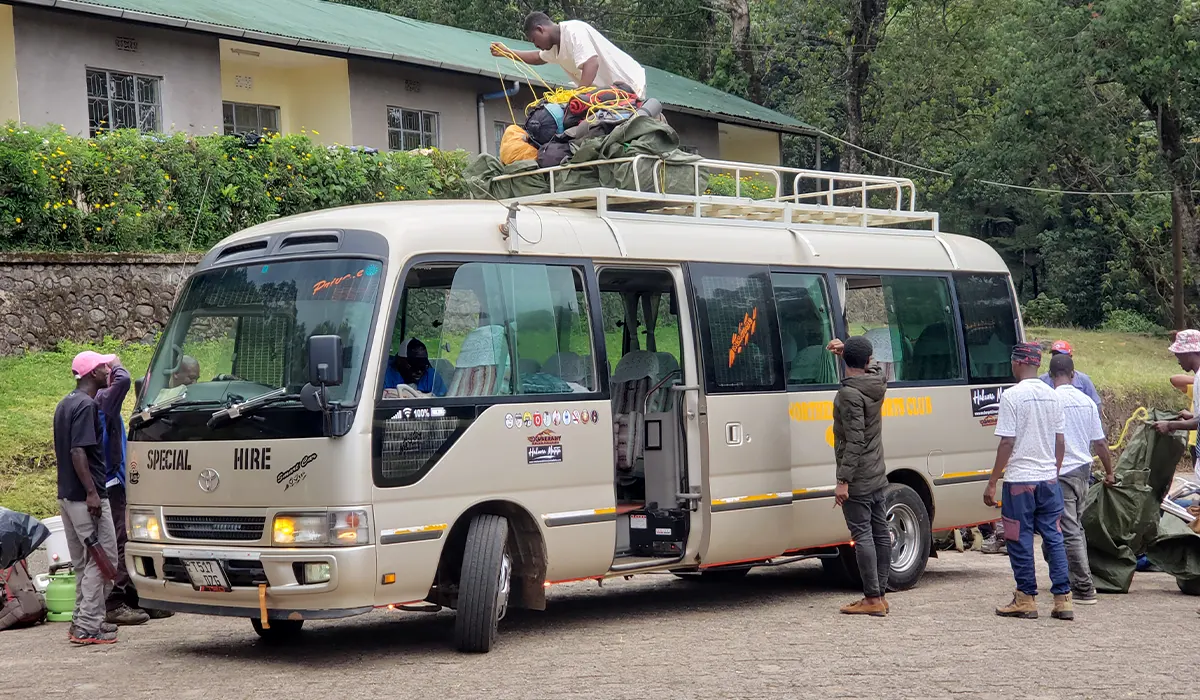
[0,326,1188,518]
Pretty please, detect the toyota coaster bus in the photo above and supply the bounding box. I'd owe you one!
[124,158,1016,652]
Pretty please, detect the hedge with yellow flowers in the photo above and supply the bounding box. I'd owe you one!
[0,123,469,251]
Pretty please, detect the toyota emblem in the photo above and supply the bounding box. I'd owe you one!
[198,469,220,493]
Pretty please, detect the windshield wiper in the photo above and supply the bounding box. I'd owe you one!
[206,388,300,428]
[130,399,222,429]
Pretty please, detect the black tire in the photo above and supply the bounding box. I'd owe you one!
[883,483,931,591]
[821,484,931,592]
[1178,577,1200,596]
[673,567,752,583]
[453,514,511,654]
[250,618,303,642]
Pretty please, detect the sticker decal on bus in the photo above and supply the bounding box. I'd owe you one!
[971,386,1004,416]
[527,429,563,464]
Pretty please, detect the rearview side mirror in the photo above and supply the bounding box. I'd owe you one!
[307,335,344,387]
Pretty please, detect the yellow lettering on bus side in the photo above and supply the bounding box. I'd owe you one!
[789,396,933,422]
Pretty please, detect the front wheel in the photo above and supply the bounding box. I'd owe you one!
[453,514,512,653]
[250,617,303,642]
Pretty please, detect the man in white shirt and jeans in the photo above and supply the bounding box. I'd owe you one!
[1047,353,1115,606]
[492,13,647,99]
[983,342,1074,620]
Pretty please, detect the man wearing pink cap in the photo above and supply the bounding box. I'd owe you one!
[1154,329,1200,487]
[53,350,121,644]
[1039,340,1102,409]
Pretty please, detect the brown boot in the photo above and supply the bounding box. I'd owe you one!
[840,598,887,617]
[995,591,1038,619]
[1051,593,1074,620]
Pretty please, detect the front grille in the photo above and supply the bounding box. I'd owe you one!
[162,558,267,587]
[164,515,265,541]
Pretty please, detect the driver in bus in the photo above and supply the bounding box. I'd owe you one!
[383,338,448,398]
[168,356,200,388]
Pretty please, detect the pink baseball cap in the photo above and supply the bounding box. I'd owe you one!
[72,350,117,379]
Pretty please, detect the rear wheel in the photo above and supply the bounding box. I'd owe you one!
[250,618,303,642]
[453,514,512,653]
[821,484,931,591]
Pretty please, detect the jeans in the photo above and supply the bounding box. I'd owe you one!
[1002,480,1071,596]
[59,498,118,635]
[842,489,891,598]
[105,484,136,611]
[1041,467,1093,595]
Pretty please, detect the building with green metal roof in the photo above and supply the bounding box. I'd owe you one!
[0,0,813,163]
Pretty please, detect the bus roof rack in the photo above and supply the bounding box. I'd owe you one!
[492,156,940,233]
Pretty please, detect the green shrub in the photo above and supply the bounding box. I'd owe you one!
[0,124,469,251]
[704,172,777,200]
[1101,309,1165,335]
[1023,294,1069,327]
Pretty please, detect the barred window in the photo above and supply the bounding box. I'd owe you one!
[387,107,438,150]
[86,68,161,136]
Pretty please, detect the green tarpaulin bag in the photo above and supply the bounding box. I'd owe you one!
[1146,512,1200,593]
[1083,409,1185,593]
[464,155,548,200]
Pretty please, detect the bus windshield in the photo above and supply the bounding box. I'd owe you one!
[140,257,383,412]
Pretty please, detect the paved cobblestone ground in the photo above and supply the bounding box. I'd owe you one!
[0,551,1195,700]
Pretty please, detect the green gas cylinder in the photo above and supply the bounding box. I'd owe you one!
[44,571,75,622]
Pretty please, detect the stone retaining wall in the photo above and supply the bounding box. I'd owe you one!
[0,253,201,355]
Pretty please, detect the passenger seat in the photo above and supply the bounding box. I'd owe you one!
[611,351,661,477]
[447,325,509,397]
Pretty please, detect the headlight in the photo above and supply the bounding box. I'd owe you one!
[128,509,162,541]
[272,510,369,546]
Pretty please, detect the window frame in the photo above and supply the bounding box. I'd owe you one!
[769,269,842,392]
[687,262,786,395]
[493,120,508,155]
[374,254,610,408]
[85,67,162,136]
[953,272,1020,385]
[222,101,281,136]
[830,268,969,388]
[386,106,440,150]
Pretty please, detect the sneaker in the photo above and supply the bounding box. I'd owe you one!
[147,608,175,620]
[996,591,1038,619]
[68,624,118,645]
[105,603,150,626]
[980,536,1007,555]
[839,598,887,617]
[1074,590,1098,605]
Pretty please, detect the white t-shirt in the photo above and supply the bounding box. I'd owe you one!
[995,378,1065,482]
[539,20,647,99]
[1055,385,1105,474]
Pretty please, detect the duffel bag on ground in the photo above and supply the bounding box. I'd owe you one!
[0,560,47,630]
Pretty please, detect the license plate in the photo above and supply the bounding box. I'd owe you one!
[183,559,231,592]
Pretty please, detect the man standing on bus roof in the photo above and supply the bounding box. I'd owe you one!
[828,336,891,617]
[984,342,1073,621]
[1047,352,1114,606]
[490,13,647,99]
[1039,340,1101,409]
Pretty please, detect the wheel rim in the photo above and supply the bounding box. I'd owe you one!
[888,502,920,573]
[495,552,512,621]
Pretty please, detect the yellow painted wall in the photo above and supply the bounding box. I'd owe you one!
[718,123,782,166]
[219,52,352,145]
[0,5,19,123]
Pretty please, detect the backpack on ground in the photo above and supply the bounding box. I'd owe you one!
[0,561,47,630]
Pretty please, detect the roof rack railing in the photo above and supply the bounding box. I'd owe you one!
[490,155,937,233]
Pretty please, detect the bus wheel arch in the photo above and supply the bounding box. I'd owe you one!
[435,500,547,613]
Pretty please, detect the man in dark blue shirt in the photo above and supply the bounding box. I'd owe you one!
[383,338,448,397]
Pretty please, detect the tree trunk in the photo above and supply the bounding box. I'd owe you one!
[843,0,888,174]
[1144,95,1199,328]
[699,8,719,83]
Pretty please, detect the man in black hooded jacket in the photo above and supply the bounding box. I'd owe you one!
[829,335,890,617]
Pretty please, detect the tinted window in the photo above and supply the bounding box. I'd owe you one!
[773,272,838,386]
[840,275,962,382]
[955,273,1018,383]
[691,264,782,393]
[389,261,596,398]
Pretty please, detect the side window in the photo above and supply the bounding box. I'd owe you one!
[955,273,1018,383]
[772,272,837,386]
[839,275,962,382]
[691,264,783,393]
[386,261,596,398]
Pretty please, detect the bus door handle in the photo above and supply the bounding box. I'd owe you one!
[726,422,743,446]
